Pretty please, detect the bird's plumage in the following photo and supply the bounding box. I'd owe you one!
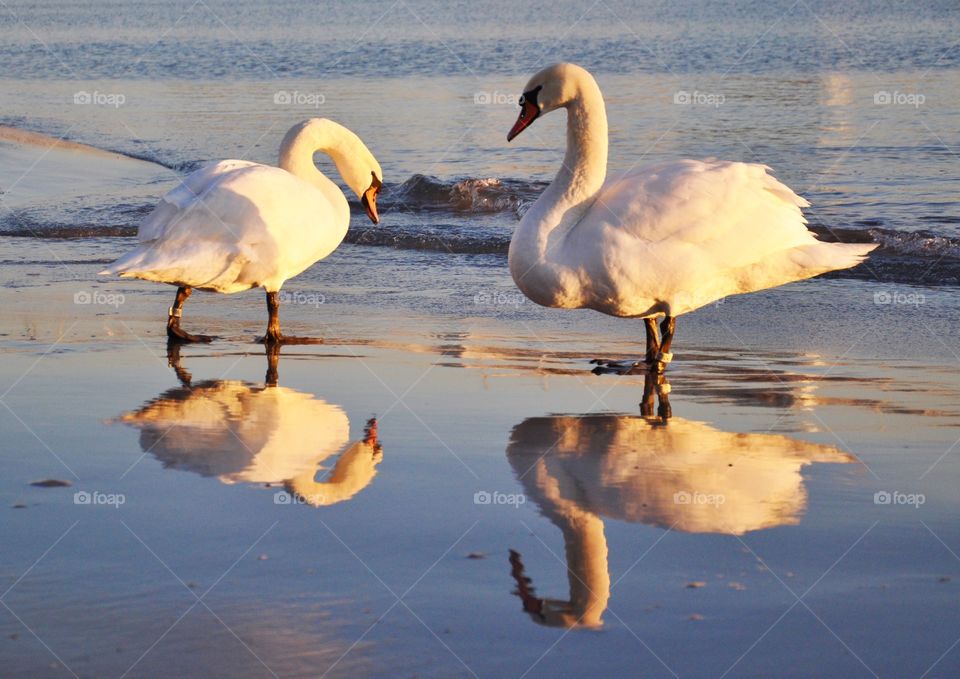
[507,63,877,319]
[100,118,380,296]
[102,161,348,293]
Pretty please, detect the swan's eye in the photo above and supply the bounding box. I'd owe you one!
[518,95,525,106]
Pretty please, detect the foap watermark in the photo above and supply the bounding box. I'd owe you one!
[673,90,725,108]
[474,91,519,106]
[474,290,525,308]
[874,490,925,508]
[74,290,125,308]
[873,90,925,108]
[474,490,526,508]
[273,90,326,108]
[73,90,125,108]
[673,490,725,506]
[74,490,126,508]
[873,290,925,307]
[274,490,324,505]
[279,290,325,308]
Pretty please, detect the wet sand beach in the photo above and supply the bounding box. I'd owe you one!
[3,267,960,677]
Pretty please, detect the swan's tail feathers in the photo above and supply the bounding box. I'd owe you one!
[97,241,251,293]
[798,241,878,273]
[98,246,153,277]
[730,241,878,298]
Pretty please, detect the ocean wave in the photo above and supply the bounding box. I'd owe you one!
[0,204,151,239]
[868,228,960,260]
[345,226,509,255]
[380,174,545,216]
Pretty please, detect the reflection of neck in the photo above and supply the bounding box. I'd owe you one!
[285,439,379,506]
[533,458,611,628]
[558,511,610,627]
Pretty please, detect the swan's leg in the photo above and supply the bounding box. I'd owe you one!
[166,286,215,343]
[644,317,660,363]
[591,317,660,373]
[262,291,282,344]
[589,318,662,373]
[651,316,676,372]
[257,291,324,345]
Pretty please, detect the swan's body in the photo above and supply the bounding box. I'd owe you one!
[100,118,382,344]
[112,159,347,294]
[507,63,877,369]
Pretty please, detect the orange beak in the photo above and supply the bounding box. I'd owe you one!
[361,173,382,224]
[362,187,379,224]
[507,100,540,141]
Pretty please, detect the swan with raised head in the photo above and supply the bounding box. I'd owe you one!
[100,118,382,344]
[506,63,877,371]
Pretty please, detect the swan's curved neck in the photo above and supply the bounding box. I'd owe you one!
[517,75,608,260]
[551,81,609,213]
[277,120,370,199]
[278,124,339,189]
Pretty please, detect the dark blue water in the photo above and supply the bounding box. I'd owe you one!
[3,0,959,79]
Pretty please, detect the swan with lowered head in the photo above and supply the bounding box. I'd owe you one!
[506,63,877,371]
[100,118,382,344]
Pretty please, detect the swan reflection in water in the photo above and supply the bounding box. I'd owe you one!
[507,377,854,629]
[113,345,383,506]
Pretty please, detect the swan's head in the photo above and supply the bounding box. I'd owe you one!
[342,160,383,226]
[507,63,595,141]
[335,140,383,226]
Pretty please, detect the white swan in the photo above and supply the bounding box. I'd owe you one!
[506,63,877,371]
[100,118,382,344]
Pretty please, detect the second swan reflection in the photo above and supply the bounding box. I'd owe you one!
[112,347,383,507]
[507,378,854,629]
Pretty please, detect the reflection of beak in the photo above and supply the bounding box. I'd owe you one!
[507,100,540,141]
[509,549,545,619]
[363,417,382,455]
[361,186,379,224]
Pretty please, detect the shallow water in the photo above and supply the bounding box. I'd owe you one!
[3,334,960,678]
